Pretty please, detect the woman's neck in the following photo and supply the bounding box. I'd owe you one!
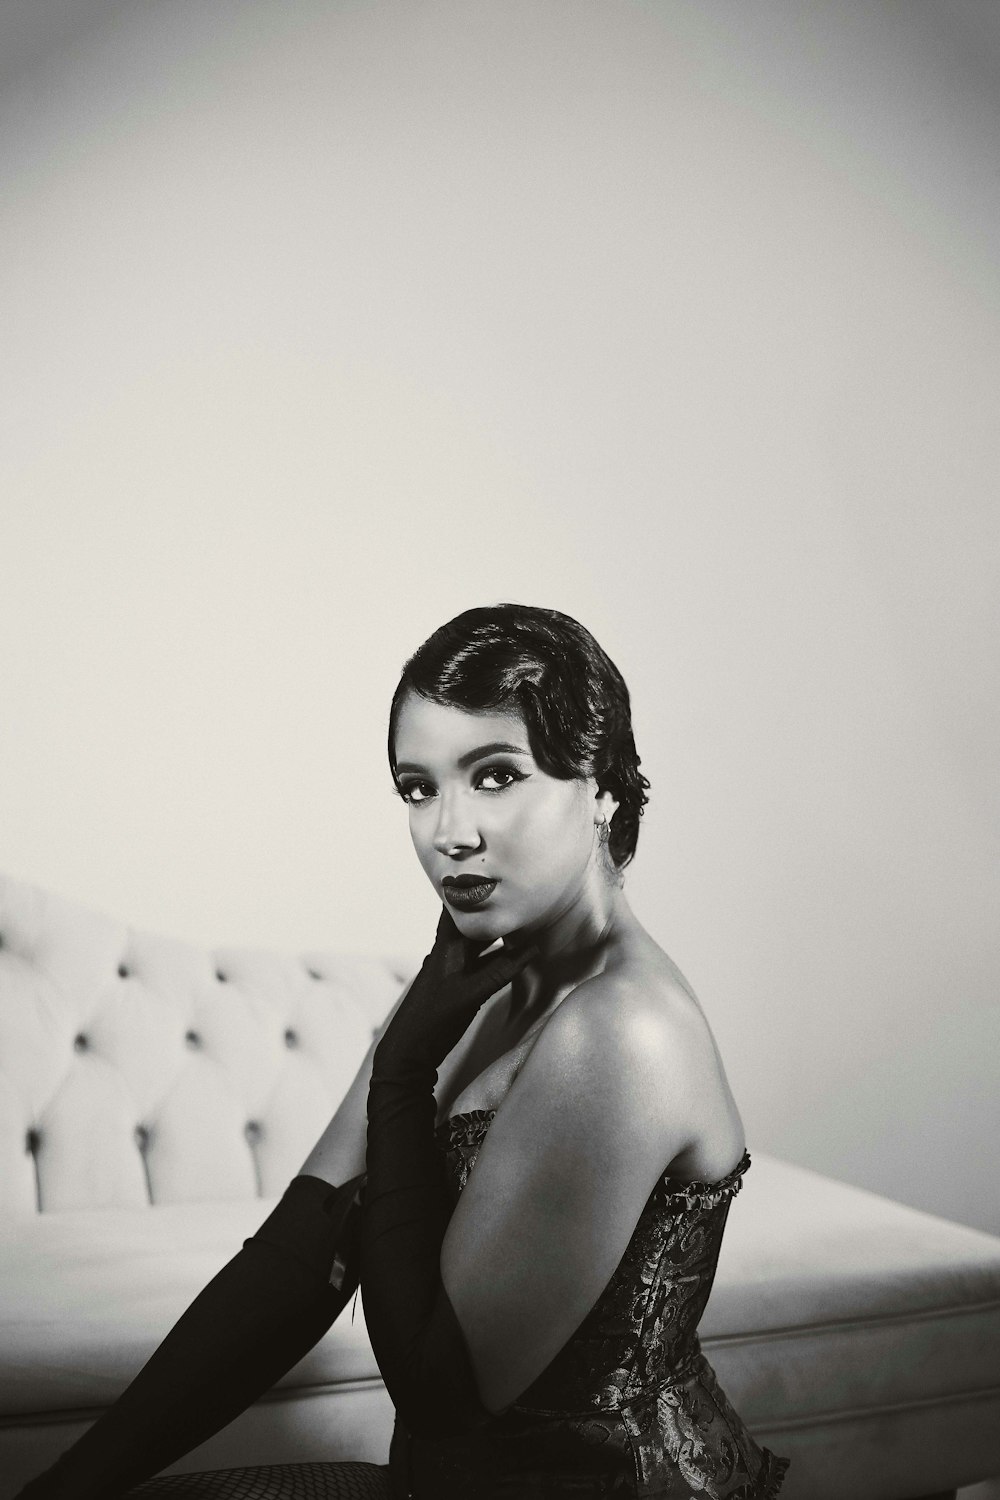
[503,880,632,1022]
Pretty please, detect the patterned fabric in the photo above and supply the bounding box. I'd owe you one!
[395,1110,789,1499]
[128,1463,392,1499]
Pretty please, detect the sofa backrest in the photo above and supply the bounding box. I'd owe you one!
[0,876,411,1216]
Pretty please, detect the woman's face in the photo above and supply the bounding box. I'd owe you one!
[392,692,606,944]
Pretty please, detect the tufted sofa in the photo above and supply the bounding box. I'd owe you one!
[2,873,999,1500]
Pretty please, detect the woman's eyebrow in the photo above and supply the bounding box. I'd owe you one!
[395,741,531,775]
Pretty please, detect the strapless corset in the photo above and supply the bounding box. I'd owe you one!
[434,1109,751,1415]
[398,1109,789,1498]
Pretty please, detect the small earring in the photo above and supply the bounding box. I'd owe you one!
[596,818,610,846]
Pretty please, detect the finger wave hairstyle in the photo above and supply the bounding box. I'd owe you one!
[388,603,650,870]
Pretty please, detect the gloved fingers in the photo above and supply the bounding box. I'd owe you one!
[432,907,507,977]
[429,907,477,978]
[434,906,537,966]
[462,939,540,1002]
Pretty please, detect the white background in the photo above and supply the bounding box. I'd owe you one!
[2,1,998,1236]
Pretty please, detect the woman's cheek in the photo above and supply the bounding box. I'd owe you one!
[411,820,436,872]
[527,790,579,845]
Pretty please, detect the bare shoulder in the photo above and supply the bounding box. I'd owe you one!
[552,932,711,1075]
[535,932,745,1181]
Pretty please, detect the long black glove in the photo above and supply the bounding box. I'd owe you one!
[361,912,536,1439]
[16,1171,365,1500]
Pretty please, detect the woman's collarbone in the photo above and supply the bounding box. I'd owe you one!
[435,997,549,1123]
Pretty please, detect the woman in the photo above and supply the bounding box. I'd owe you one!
[18,604,788,1499]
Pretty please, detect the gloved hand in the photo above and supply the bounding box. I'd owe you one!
[373,909,536,1079]
[15,1171,365,1500]
[361,911,537,1439]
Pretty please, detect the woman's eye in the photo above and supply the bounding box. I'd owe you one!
[398,781,434,805]
[477,766,522,791]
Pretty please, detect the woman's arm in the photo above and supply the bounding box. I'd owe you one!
[299,976,415,1185]
[441,976,692,1411]
[358,921,537,1435]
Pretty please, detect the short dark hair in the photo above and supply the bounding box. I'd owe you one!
[388,603,650,869]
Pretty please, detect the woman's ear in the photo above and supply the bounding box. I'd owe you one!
[594,787,621,830]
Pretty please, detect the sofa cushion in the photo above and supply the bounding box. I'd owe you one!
[702,1152,1000,1424]
[0,1198,379,1418]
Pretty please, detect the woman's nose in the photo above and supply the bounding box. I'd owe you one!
[431,795,482,855]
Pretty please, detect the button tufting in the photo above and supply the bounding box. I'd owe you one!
[26,1127,41,1153]
[74,1033,89,1052]
[185,1030,201,1048]
[306,967,322,981]
[118,963,130,979]
[284,1028,299,1048]
[244,1120,262,1144]
[134,1125,150,1150]
[215,969,227,983]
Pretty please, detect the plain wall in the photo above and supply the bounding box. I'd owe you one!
[1,1,997,1234]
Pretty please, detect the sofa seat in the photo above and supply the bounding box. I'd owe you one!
[0,1199,379,1416]
[0,1198,394,1498]
[703,1154,1000,1499]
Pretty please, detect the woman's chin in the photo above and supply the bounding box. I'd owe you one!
[447,904,500,929]
[446,905,510,941]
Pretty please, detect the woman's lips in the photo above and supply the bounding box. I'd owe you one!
[442,878,499,910]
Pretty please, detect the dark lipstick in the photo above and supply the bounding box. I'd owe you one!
[442,876,499,910]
